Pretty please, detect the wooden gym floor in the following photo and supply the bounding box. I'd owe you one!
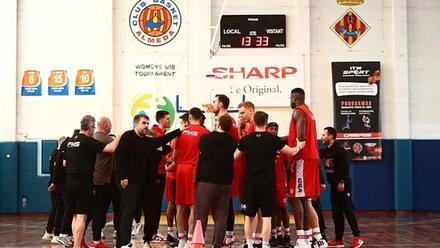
[1,211,440,247]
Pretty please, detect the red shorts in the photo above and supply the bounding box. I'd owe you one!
[231,158,245,200]
[275,184,287,207]
[175,163,195,206]
[164,176,176,202]
[288,159,320,198]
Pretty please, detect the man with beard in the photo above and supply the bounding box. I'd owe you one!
[115,114,184,248]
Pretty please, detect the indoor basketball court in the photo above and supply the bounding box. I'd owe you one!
[1,0,440,248]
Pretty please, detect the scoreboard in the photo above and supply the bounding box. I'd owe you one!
[220,15,286,48]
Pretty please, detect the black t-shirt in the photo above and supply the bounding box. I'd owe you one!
[319,142,349,186]
[65,133,106,182]
[237,131,285,186]
[196,131,237,185]
[114,129,181,186]
[48,148,60,185]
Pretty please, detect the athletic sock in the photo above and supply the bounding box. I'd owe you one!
[262,241,270,248]
[312,227,323,240]
[246,239,254,248]
[296,230,307,245]
[254,233,263,244]
[305,229,312,242]
[284,227,291,237]
[271,229,277,238]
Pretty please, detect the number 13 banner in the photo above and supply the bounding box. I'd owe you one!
[75,69,95,95]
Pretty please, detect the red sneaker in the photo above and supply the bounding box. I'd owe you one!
[90,240,111,248]
[327,239,344,247]
[351,236,364,248]
[81,239,89,248]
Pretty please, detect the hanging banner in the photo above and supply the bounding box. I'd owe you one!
[75,69,95,95]
[48,70,69,95]
[210,56,304,107]
[331,61,382,161]
[21,70,42,96]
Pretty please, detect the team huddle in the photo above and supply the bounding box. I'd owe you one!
[41,88,364,248]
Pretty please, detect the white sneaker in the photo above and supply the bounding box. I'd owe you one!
[312,238,328,248]
[121,243,133,248]
[56,235,73,246]
[41,231,53,241]
[177,239,186,248]
[50,236,59,244]
[131,223,142,236]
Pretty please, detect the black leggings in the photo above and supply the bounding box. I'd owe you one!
[226,198,235,231]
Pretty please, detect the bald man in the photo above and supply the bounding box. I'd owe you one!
[90,117,120,248]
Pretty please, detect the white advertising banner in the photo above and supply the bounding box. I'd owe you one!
[209,56,305,106]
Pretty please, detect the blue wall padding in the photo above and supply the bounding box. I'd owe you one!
[0,142,18,213]
[17,142,51,212]
[350,139,395,210]
[394,140,413,210]
[412,140,440,210]
[42,140,57,174]
[1,139,440,213]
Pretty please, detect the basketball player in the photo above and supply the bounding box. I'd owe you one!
[174,108,210,248]
[266,122,291,247]
[234,111,302,248]
[164,113,190,247]
[287,88,327,248]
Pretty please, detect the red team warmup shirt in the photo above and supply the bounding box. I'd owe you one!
[175,124,210,205]
[275,152,288,207]
[232,120,256,200]
[288,104,320,198]
[151,124,167,175]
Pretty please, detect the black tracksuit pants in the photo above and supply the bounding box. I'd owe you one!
[92,183,121,241]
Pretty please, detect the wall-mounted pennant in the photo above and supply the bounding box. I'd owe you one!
[21,70,42,96]
[75,69,95,95]
[48,70,69,95]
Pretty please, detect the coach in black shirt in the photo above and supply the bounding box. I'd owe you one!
[65,115,120,248]
[319,126,363,247]
[114,114,184,248]
[194,114,237,248]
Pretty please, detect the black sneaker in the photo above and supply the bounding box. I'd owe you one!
[253,243,263,248]
[282,235,291,247]
[270,236,279,247]
[276,236,284,247]
[166,233,179,247]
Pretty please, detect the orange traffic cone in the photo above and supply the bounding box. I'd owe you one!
[191,220,205,248]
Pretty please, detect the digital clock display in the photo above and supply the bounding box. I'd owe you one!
[220,15,286,48]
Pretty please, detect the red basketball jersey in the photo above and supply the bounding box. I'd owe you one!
[175,124,210,165]
[288,104,319,160]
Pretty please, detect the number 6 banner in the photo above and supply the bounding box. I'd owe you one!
[21,70,42,96]
[75,69,95,95]
[48,70,69,95]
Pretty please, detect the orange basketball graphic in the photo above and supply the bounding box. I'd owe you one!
[139,4,172,37]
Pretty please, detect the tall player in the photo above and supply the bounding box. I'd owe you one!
[288,88,327,248]
[174,108,210,248]
[212,94,240,247]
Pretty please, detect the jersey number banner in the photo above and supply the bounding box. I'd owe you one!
[48,70,69,95]
[21,70,42,96]
[75,69,95,95]
[331,61,382,161]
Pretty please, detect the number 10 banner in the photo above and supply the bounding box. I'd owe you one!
[75,69,95,95]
